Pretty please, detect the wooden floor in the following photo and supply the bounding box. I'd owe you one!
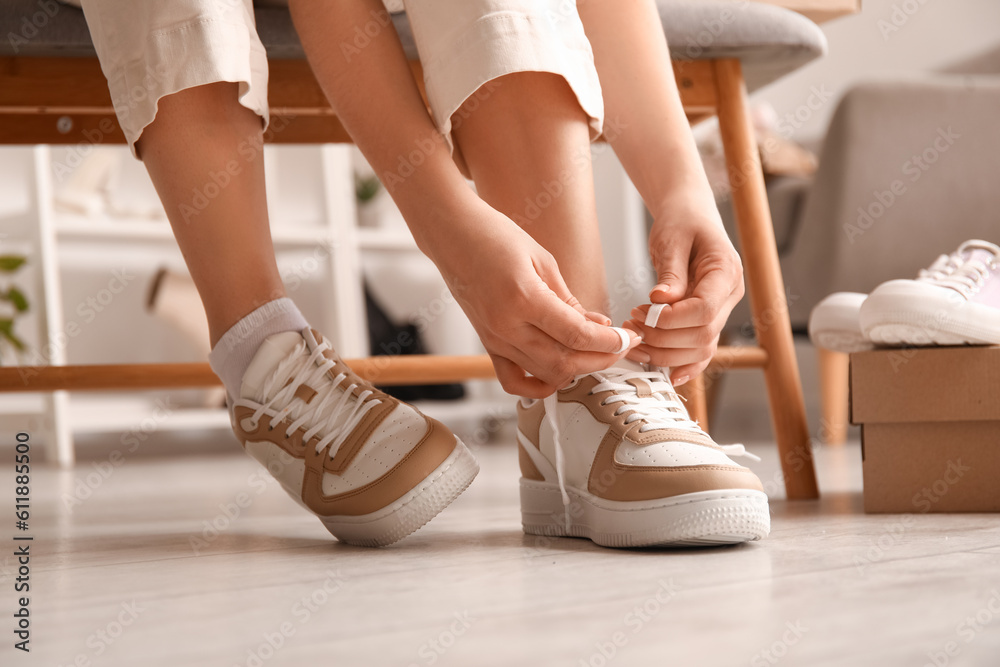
[3,434,1000,667]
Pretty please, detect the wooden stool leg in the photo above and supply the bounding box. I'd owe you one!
[818,348,850,445]
[677,374,710,435]
[714,58,818,499]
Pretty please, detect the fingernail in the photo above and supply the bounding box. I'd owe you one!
[630,307,644,321]
[631,349,651,363]
[628,334,642,349]
[673,375,690,386]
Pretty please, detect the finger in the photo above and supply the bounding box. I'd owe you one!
[649,236,692,305]
[511,324,641,386]
[585,311,613,326]
[530,292,640,354]
[535,255,591,317]
[638,342,716,369]
[650,269,738,329]
[625,316,718,349]
[630,303,676,329]
[669,359,711,387]
[490,354,556,399]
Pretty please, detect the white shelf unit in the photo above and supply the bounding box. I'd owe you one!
[1,144,509,466]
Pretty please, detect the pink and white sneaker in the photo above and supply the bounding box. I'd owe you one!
[860,240,1000,346]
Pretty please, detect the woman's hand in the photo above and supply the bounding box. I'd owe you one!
[623,201,744,386]
[423,199,640,398]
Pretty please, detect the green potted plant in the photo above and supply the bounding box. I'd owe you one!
[355,172,383,228]
[0,254,29,365]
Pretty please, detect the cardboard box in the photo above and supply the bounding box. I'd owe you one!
[850,345,1000,513]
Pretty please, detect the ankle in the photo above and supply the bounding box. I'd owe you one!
[208,298,308,399]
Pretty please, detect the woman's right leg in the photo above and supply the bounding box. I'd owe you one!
[79,0,479,547]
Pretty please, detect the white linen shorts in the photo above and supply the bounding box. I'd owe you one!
[74,0,605,159]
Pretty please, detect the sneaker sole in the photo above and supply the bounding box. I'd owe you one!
[861,289,1000,347]
[520,480,770,548]
[809,329,873,354]
[320,438,479,547]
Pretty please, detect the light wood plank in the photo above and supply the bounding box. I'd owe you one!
[0,346,768,393]
[0,355,497,391]
[754,0,861,23]
[818,347,850,444]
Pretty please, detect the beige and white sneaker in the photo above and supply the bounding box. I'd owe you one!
[229,328,479,547]
[517,361,769,548]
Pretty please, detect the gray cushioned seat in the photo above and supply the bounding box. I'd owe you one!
[658,1,826,91]
[2,0,825,93]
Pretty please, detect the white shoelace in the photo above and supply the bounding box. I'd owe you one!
[248,339,382,459]
[917,253,964,283]
[543,366,759,531]
[918,240,1000,299]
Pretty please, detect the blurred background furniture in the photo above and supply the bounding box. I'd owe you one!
[723,43,1000,443]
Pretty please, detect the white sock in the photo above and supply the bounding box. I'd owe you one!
[208,298,308,401]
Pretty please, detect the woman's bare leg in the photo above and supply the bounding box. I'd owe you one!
[136,82,286,346]
[451,73,611,318]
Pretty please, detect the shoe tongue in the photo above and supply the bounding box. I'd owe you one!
[240,331,305,400]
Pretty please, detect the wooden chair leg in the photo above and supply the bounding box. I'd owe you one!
[677,374,710,435]
[817,347,850,445]
[714,58,818,500]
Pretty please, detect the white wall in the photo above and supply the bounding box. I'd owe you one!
[756,0,1000,142]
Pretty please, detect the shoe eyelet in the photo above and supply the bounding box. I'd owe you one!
[240,417,259,431]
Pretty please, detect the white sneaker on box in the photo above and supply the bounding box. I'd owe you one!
[808,292,872,353]
[808,240,998,352]
[860,240,1000,346]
